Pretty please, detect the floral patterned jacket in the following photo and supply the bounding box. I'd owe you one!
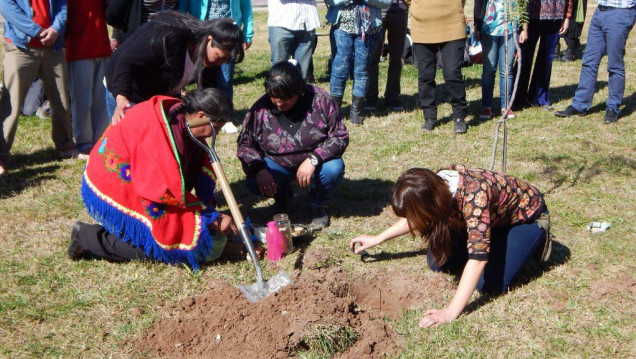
[439,164,546,261]
[527,0,573,20]
[237,85,349,176]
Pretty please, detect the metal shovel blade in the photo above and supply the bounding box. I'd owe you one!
[238,271,293,303]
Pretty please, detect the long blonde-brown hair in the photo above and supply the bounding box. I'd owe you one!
[390,168,464,265]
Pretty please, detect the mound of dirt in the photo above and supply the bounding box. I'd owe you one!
[133,268,398,358]
[132,249,456,358]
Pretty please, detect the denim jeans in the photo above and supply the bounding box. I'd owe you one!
[330,29,383,98]
[217,62,235,100]
[427,221,546,294]
[246,157,345,208]
[68,58,110,154]
[515,19,561,107]
[366,11,408,104]
[571,7,636,114]
[413,39,468,120]
[105,87,136,123]
[268,26,316,80]
[481,33,516,110]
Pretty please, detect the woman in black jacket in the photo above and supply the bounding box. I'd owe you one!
[105,11,244,123]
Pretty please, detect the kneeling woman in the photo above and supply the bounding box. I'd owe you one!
[70,88,236,270]
[237,61,349,228]
[350,165,551,327]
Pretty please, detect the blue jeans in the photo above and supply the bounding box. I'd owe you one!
[330,29,383,98]
[246,157,345,207]
[572,7,636,114]
[427,221,546,294]
[217,62,235,100]
[268,26,316,80]
[481,33,515,110]
[105,87,137,124]
[69,58,110,154]
[515,19,561,107]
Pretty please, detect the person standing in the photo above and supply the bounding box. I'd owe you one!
[267,0,321,81]
[0,0,77,179]
[65,0,112,156]
[513,0,572,110]
[556,0,588,62]
[326,0,391,125]
[410,0,469,134]
[474,0,518,120]
[555,0,635,123]
[365,0,409,112]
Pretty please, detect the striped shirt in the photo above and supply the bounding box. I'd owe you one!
[598,0,636,7]
[141,0,178,23]
[267,0,321,31]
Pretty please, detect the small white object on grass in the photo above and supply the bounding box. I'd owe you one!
[587,222,611,233]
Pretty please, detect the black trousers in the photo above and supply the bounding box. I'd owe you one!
[366,10,409,104]
[77,222,149,262]
[413,39,468,120]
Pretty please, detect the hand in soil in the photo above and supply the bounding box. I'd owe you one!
[419,308,456,328]
[350,234,383,253]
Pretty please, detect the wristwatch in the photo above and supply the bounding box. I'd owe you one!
[309,154,319,166]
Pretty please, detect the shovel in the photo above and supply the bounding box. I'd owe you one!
[185,117,292,302]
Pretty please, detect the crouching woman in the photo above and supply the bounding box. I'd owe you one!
[69,88,237,270]
[350,165,551,327]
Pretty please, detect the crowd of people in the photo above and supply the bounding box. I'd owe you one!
[0,0,634,328]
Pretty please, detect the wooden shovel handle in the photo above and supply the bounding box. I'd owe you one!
[187,117,211,128]
[211,161,245,226]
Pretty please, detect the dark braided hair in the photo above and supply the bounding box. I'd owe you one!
[170,88,233,124]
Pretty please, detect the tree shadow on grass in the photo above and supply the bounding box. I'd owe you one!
[0,148,62,198]
[233,69,269,86]
[550,81,608,106]
[533,147,636,194]
[586,90,636,118]
[220,177,395,226]
[358,248,428,263]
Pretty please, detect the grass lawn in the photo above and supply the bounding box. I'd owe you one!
[1,4,635,358]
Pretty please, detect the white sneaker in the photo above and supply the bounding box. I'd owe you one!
[221,122,239,134]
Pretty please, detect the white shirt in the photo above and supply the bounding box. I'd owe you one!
[437,170,460,196]
[267,0,321,31]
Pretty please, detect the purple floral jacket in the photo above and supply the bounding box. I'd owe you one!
[237,85,349,176]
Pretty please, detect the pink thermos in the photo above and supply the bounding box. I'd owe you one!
[266,221,284,262]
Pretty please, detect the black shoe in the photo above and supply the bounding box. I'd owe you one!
[555,105,586,118]
[422,118,436,131]
[350,96,365,125]
[557,48,576,62]
[68,221,84,260]
[604,109,619,124]
[454,118,467,134]
[310,205,330,229]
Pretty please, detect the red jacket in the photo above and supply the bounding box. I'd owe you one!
[65,0,111,62]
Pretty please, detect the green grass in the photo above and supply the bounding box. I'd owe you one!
[1,4,636,358]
